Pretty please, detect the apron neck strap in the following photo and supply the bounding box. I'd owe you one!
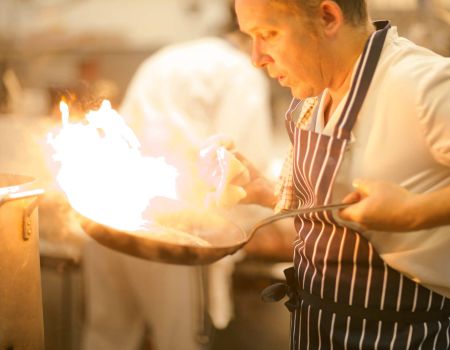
[285,98,304,144]
[333,20,391,139]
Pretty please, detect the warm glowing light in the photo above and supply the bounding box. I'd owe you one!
[59,101,69,126]
[269,158,284,180]
[48,100,178,231]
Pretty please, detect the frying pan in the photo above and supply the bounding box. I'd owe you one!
[78,202,351,265]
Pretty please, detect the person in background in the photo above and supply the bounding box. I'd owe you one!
[212,0,450,348]
[81,18,277,350]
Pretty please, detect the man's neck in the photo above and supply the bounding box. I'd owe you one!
[324,63,354,125]
[324,23,375,125]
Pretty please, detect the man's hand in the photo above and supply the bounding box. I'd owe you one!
[339,179,420,232]
[197,134,276,209]
[198,135,252,208]
[232,151,276,208]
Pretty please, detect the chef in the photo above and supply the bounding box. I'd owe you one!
[227,0,450,348]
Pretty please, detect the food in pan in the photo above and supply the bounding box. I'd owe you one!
[141,197,221,247]
[134,223,212,247]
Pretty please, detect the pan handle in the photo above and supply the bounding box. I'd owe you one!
[248,202,352,240]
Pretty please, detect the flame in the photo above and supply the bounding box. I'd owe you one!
[59,100,69,126]
[48,100,178,231]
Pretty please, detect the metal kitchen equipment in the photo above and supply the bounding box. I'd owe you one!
[78,202,351,265]
[0,173,45,350]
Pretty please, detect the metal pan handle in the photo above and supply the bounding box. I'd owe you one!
[248,202,352,240]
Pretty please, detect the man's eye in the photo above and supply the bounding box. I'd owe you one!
[261,31,277,40]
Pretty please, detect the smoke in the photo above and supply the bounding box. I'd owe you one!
[0,114,85,257]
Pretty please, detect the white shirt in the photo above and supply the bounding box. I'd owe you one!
[117,37,274,330]
[120,37,272,171]
[314,27,450,298]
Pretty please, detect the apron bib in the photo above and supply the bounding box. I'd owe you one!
[268,21,450,349]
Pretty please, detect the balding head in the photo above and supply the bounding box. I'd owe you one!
[270,0,369,27]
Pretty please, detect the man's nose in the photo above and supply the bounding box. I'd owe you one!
[251,41,272,68]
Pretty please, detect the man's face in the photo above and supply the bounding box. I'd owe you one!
[235,0,326,98]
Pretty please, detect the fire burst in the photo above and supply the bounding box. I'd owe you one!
[47,100,178,231]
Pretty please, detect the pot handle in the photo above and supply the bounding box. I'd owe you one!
[0,189,45,241]
[0,189,45,207]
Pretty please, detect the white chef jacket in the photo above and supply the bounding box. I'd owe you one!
[82,37,273,350]
[310,26,450,298]
[120,37,272,170]
[119,36,273,327]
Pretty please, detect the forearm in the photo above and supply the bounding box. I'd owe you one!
[408,185,450,230]
[340,180,450,232]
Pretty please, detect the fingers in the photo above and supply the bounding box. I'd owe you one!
[201,134,235,150]
[338,204,359,222]
[231,150,261,180]
[198,144,250,209]
[341,191,361,205]
[338,179,416,231]
[338,179,368,223]
[352,178,376,196]
[338,178,386,228]
[205,184,247,209]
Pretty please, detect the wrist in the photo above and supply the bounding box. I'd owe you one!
[242,177,276,208]
[405,191,447,230]
[257,178,277,208]
[402,194,426,230]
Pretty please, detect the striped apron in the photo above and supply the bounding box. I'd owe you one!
[270,21,450,349]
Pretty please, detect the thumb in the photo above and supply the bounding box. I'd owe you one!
[352,178,375,196]
[202,134,235,150]
[342,191,361,205]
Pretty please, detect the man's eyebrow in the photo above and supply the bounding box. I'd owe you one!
[247,26,258,32]
[242,25,266,35]
[240,25,257,34]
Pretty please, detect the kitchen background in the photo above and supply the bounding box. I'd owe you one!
[0,0,449,349]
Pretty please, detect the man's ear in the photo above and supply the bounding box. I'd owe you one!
[318,1,344,38]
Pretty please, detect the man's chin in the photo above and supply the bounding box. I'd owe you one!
[290,85,319,100]
[274,78,317,98]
